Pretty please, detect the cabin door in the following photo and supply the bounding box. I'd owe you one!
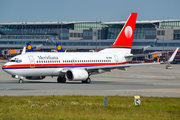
[28,56,35,68]
[114,55,118,65]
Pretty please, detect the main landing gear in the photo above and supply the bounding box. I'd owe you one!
[82,78,91,84]
[57,76,66,83]
[19,79,23,84]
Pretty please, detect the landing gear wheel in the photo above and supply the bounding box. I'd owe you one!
[82,78,91,84]
[19,79,23,84]
[57,76,66,83]
[62,77,66,83]
[86,78,91,84]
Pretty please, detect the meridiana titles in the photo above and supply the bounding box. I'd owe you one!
[38,56,58,60]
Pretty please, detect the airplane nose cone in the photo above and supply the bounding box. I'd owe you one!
[2,65,7,71]
[2,64,10,73]
[2,65,6,69]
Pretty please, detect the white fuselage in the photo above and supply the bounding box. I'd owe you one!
[3,50,131,77]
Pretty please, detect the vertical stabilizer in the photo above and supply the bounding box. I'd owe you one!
[56,42,64,52]
[21,47,26,54]
[101,13,137,53]
[26,42,35,52]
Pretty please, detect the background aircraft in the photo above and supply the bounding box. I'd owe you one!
[26,42,64,52]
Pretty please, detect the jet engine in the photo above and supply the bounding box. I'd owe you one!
[66,69,88,81]
[26,76,46,80]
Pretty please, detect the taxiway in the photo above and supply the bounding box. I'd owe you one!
[0,60,180,97]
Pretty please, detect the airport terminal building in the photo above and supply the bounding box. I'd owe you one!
[1,19,180,61]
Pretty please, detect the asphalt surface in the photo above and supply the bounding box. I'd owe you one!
[0,60,180,97]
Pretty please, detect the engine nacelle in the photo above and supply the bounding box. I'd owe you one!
[26,76,46,80]
[66,69,88,81]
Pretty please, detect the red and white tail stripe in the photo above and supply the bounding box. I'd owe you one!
[101,13,137,53]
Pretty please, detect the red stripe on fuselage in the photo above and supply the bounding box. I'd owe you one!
[2,62,128,69]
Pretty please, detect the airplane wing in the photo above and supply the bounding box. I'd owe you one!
[60,47,178,74]
[86,47,179,72]
[59,62,160,75]
[86,62,160,72]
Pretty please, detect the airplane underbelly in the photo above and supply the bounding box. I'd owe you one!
[26,68,60,76]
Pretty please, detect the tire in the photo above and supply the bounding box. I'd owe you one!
[83,78,91,84]
[86,78,91,84]
[62,77,66,83]
[19,79,23,84]
[57,76,66,83]
[57,76,62,83]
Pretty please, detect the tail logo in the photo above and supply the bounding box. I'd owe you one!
[125,26,132,38]
[27,45,32,50]
[57,45,61,50]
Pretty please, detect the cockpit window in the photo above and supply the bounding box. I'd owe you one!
[16,60,22,63]
[9,59,16,62]
[8,58,22,63]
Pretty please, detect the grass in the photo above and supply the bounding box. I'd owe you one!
[0,95,180,120]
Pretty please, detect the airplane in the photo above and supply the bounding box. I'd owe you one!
[2,13,179,84]
[26,42,64,52]
[56,42,64,52]
[26,42,36,52]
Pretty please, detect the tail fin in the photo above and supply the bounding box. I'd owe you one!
[21,47,26,54]
[101,13,137,53]
[26,42,35,52]
[56,42,64,52]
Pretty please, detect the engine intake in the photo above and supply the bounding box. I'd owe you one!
[66,69,88,81]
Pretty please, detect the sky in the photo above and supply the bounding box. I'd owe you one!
[0,0,180,23]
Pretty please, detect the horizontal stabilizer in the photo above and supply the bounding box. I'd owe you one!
[125,52,161,58]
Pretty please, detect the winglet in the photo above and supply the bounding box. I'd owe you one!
[166,47,179,63]
[26,42,35,52]
[21,47,26,54]
[56,42,64,52]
